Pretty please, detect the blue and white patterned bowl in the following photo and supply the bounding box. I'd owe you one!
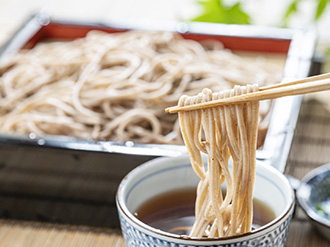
[116,155,295,247]
[297,163,330,242]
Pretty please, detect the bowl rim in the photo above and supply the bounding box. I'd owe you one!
[116,155,295,242]
[297,163,330,228]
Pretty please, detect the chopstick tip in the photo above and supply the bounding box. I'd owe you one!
[165,107,176,113]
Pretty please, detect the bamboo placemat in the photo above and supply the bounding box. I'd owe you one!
[0,220,125,247]
[285,98,330,247]
[0,97,328,246]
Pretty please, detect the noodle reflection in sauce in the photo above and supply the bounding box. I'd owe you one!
[178,84,259,237]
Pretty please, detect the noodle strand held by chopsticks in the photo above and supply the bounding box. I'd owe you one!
[0,31,277,144]
[178,84,259,238]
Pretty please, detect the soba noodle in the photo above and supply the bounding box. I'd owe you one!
[0,31,277,144]
[178,84,259,237]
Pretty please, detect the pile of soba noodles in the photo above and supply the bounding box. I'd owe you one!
[0,30,280,144]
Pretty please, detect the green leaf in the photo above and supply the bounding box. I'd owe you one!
[226,2,250,24]
[191,0,225,23]
[315,0,328,21]
[282,0,301,27]
[191,0,250,25]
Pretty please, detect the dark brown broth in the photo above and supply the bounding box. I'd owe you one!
[134,188,276,236]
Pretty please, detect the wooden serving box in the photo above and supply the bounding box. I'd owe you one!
[0,12,316,228]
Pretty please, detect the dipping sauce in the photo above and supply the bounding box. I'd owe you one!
[134,188,276,236]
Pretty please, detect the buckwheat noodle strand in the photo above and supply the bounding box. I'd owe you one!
[178,84,259,237]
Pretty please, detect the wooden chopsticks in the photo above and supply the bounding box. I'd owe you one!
[165,72,330,113]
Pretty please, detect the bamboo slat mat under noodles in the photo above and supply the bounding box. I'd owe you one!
[0,98,329,247]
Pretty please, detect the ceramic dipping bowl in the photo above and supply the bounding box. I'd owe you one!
[116,155,295,247]
[297,163,330,242]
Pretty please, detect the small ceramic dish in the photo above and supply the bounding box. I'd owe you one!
[297,163,330,242]
[116,155,295,247]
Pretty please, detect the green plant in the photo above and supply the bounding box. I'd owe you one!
[283,0,330,26]
[191,0,250,24]
[191,0,330,26]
